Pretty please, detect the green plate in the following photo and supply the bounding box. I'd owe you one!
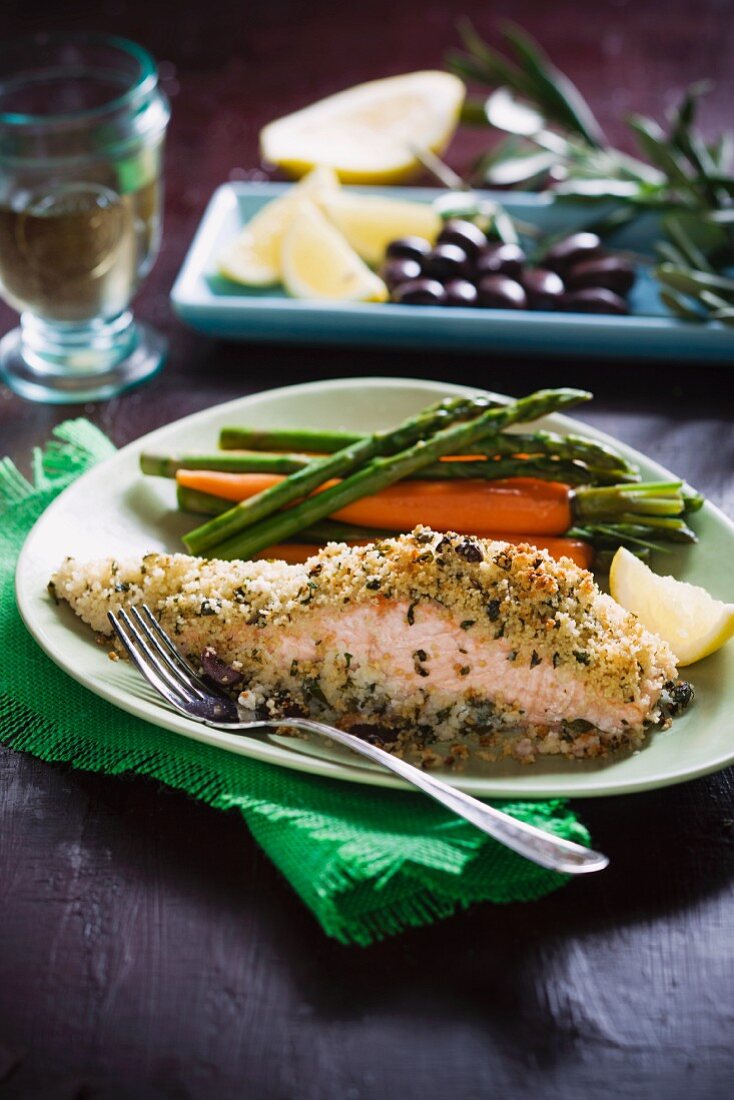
[15,377,734,797]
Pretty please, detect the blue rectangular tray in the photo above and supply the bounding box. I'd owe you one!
[170,183,734,363]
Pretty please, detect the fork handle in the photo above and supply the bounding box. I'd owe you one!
[267,719,608,875]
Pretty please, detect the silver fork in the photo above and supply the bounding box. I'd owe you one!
[108,605,609,876]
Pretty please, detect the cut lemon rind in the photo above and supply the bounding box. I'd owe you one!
[260,71,465,184]
[609,546,734,666]
[317,191,441,266]
[218,234,281,287]
[218,166,340,286]
[281,201,388,302]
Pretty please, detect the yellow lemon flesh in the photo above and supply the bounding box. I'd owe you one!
[218,165,340,286]
[609,546,734,666]
[317,191,441,266]
[281,201,388,302]
[260,71,465,184]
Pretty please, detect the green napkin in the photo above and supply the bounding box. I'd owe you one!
[0,420,590,945]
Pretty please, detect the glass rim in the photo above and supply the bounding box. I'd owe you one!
[0,31,159,127]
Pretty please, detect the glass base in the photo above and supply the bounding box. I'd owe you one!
[0,314,166,403]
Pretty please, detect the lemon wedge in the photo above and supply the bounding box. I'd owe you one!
[317,191,441,266]
[260,71,465,184]
[218,165,340,286]
[281,201,388,302]
[609,546,734,666]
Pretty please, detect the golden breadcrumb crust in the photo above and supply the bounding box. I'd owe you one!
[50,526,676,709]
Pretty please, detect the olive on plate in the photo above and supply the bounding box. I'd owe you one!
[565,255,636,295]
[437,219,488,258]
[386,236,432,263]
[544,232,603,274]
[381,229,635,318]
[381,257,422,289]
[520,268,565,309]
[422,243,470,281]
[477,274,528,309]
[560,288,629,314]
[391,278,446,305]
[475,242,526,279]
[444,279,478,307]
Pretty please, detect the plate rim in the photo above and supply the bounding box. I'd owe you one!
[16,375,734,798]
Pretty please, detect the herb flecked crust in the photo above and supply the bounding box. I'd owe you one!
[50,527,689,764]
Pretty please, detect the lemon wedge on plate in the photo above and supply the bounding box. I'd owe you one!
[260,71,465,184]
[609,546,734,666]
[281,201,388,302]
[218,165,340,286]
[317,191,441,266]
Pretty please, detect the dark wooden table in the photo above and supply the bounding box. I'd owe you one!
[2,2,733,1097]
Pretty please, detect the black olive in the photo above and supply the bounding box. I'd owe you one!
[437,219,487,258]
[474,242,526,279]
[391,278,446,305]
[544,232,603,274]
[520,267,565,309]
[661,679,694,716]
[381,257,422,289]
[422,243,469,281]
[349,724,399,744]
[560,287,630,314]
[444,278,478,307]
[477,274,528,309]
[565,255,636,295]
[385,236,432,262]
[456,539,483,562]
[200,646,243,687]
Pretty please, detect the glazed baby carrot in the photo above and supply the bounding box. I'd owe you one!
[175,470,693,547]
[175,470,284,500]
[176,470,573,535]
[331,477,572,534]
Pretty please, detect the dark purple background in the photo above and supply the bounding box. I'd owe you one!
[2,2,734,1097]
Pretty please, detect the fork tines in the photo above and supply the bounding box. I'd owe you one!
[108,604,237,723]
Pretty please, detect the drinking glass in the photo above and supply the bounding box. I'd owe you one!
[0,33,170,403]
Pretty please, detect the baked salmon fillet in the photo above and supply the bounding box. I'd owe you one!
[49,527,692,762]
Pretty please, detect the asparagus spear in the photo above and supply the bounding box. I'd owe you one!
[177,485,234,516]
[574,481,693,519]
[413,456,633,485]
[185,388,591,559]
[141,451,314,477]
[460,458,634,484]
[157,451,633,486]
[218,426,365,452]
[570,521,696,551]
[217,403,505,452]
[483,429,635,472]
[218,425,635,476]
